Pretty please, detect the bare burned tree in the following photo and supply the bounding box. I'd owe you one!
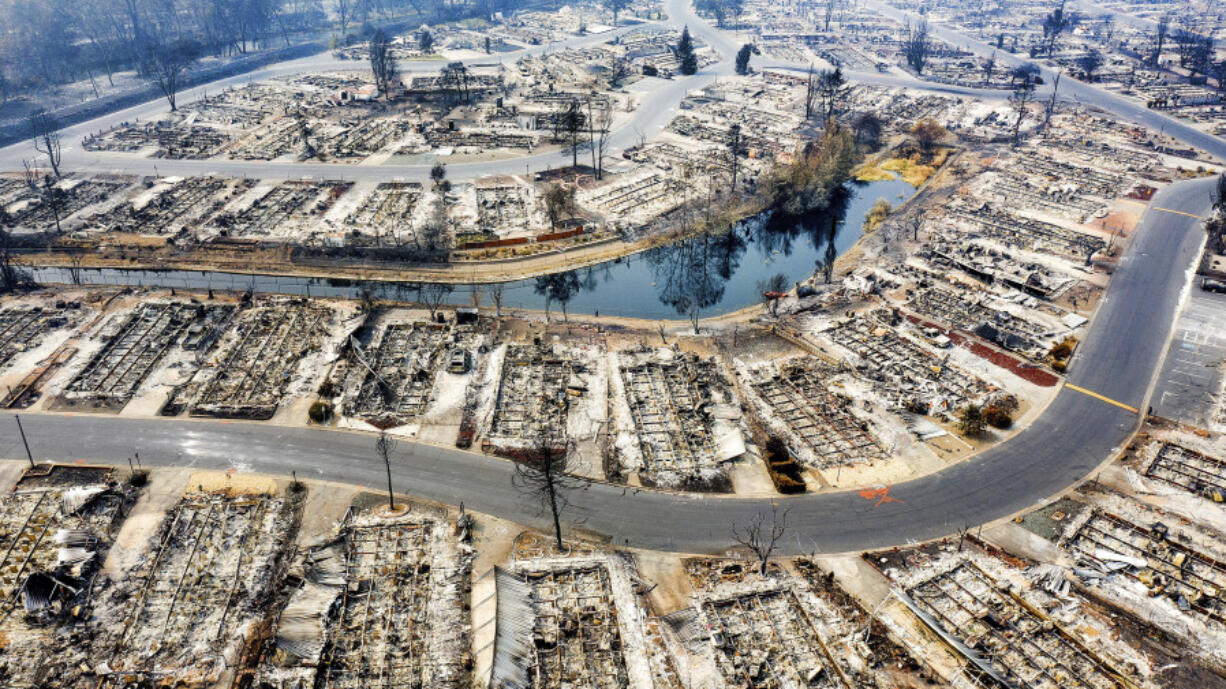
[586,97,613,179]
[1152,12,1171,65]
[67,248,86,286]
[40,176,68,234]
[490,282,505,319]
[337,0,359,36]
[1043,70,1062,135]
[554,98,587,169]
[139,38,200,111]
[757,272,788,317]
[902,213,923,242]
[512,424,584,551]
[903,19,931,75]
[0,209,19,293]
[732,503,789,575]
[375,430,399,510]
[607,55,633,88]
[804,64,819,120]
[416,282,454,319]
[1009,72,1038,146]
[369,28,400,99]
[28,109,62,179]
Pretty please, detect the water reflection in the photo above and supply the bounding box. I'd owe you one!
[23,179,908,319]
[531,187,854,323]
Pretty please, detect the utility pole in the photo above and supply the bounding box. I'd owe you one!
[14,414,34,468]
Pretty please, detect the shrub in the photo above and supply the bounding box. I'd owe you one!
[982,405,1013,429]
[308,401,333,424]
[958,404,986,437]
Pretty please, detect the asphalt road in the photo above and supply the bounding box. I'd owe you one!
[0,0,1085,183]
[864,0,1226,161]
[1,176,1212,554]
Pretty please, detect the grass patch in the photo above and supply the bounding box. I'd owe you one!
[881,157,937,187]
[853,162,897,182]
[863,199,893,232]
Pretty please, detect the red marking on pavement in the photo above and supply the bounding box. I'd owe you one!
[859,485,903,507]
[75,459,85,465]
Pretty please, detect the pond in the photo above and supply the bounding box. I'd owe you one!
[25,177,914,320]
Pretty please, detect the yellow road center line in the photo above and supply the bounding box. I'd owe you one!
[1065,383,1139,414]
[1151,207,1204,220]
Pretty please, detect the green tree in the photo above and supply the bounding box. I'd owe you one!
[677,26,698,75]
[735,43,753,75]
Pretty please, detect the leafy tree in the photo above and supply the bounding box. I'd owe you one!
[542,183,577,228]
[430,161,448,189]
[816,66,849,121]
[677,26,698,75]
[534,271,582,321]
[1041,0,1070,55]
[851,112,883,149]
[1076,49,1103,81]
[910,118,947,153]
[735,43,753,75]
[419,27,434,53]
[763,123,856,216]
[726,122,746,189]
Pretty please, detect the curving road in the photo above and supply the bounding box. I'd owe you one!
[864,0,1226,161]
[1,176,1212,554]
[0,0,1119,183]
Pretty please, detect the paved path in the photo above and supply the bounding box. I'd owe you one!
[1,176,1212,554]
